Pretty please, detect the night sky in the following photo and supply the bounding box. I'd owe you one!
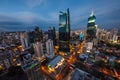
[0,0,120,31]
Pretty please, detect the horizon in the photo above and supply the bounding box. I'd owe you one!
[0,0,120,31]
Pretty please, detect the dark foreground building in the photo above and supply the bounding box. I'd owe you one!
[0,66,28,80]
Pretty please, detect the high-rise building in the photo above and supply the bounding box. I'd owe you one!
[48,27,53,40]
[33,42,44,60]
[48,27,56,45]
[20,32,29,49]
[109,28,118,43]
[86,10,96,41]
[46,39,54,58]
[96,28,110,42]
[79,32,84,42]
[28,31,34,44]
[0,50,13,70]
[22,60,44,80]
[34,26,43,42]
[59,8,70,52]
[46,39,54,54]
[117,33,120,43]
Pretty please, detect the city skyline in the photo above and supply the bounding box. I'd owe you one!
[0,0,120,31]
[0,2,120,79]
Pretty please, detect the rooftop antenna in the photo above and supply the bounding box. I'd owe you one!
[90,9,94,16]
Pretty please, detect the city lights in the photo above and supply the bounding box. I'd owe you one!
[0,1,120,80]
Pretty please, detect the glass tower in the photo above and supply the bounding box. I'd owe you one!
[59,8,70,52]
[87,10,96,41]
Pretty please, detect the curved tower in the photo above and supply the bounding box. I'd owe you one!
[59,8,70,52]
[87,10,96,41]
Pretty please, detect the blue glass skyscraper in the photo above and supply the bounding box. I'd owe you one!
[59,8,70,52]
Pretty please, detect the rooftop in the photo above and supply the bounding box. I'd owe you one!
[48,56,62,68]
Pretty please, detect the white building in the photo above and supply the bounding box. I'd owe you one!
[20,32,29,49]
[109,28,118,43]
[85,42,93,53]
[96,28,111,42]
[33,42,44,60]
[46,39,54,58]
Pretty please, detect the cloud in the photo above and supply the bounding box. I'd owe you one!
[49,12,58,20]
[0,27,8,31]
[25,0,47,8]
[0,11,59,31]
[0,14,17,22]
[0,11,48,23]
[71,7,89,22]
[14,12,46,23]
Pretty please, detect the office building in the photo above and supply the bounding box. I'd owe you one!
[70,68,99,80]
[0,50,13,70]
[96,28,110,42]
[48,27,56,45]
[86,10,96,41]
[59,8,70,52]
[79,32,84,42]
[33,42,44,60]
[28,31,34,44]
[48,56,65,73]
[85,42,93,53]
[22,60,44,80]
[34,26,43,42]
[117,33,120,43]
[109,28,118,43]
[20,32,29,49]
[46,39,54,58]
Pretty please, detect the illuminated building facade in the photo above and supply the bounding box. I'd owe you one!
[59,8,70,52]
[109,28,118,43]
[79,32,84,42]
[47,56,65,73]
[20,32,29,49]
[87,10,96,41]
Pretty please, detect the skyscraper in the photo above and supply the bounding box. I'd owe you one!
[28,31,34,44]
[109,28,118,43]
[33,42,44,60]
[87,10,96,41]
[20,32,29,49]
[34,26,43,42]
[46,39,54,58]
[59,8,70,52]
[79,32,84,42]
[48,27,56,45]
[48,27,53,40]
